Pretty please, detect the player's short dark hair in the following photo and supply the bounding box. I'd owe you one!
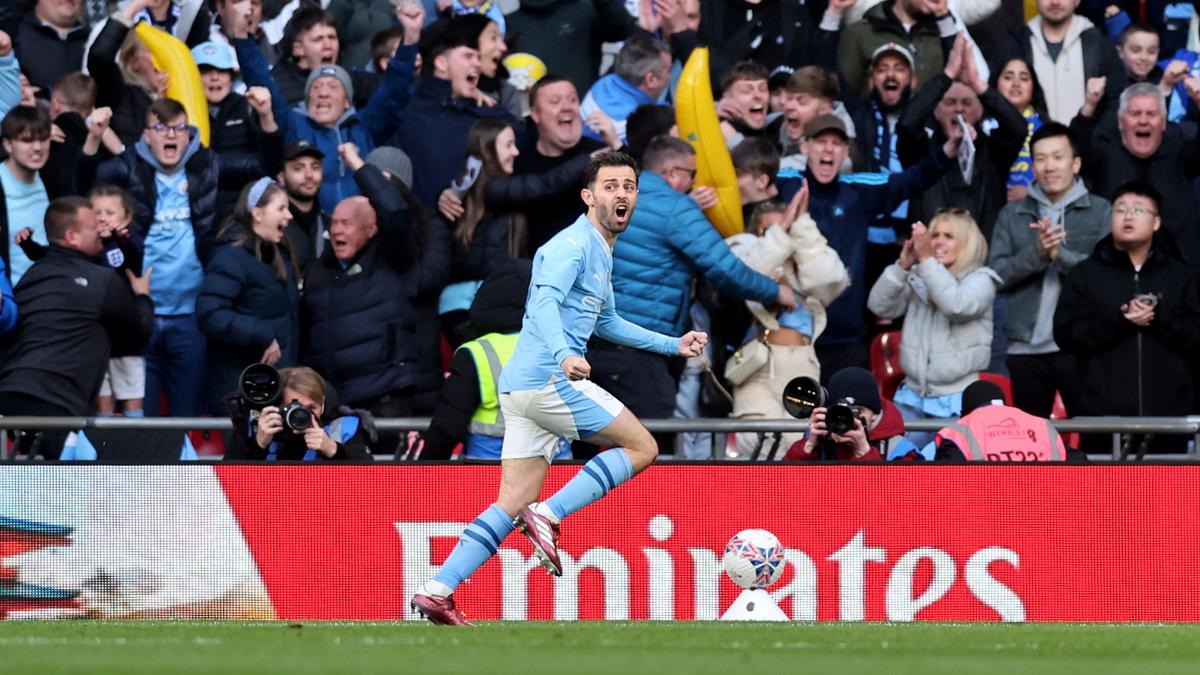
[1029,121,1078,158]
[147,97,187,126]
[719,61,770,97]
[1,105,51,142]
[731,137,779,179]
[584,150,639,188]
[45,196,91,243]
[1111,180,1162,213]
[1118,21,1159,47]
[529,74,573,107]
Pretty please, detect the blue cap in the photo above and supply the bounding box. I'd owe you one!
[191,41,236,71]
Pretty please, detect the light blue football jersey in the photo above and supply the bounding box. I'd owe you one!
[499,214,678,393]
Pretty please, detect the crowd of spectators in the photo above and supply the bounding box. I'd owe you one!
[0,0,1198,461]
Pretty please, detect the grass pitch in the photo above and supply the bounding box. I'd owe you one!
[1,621,1198,675]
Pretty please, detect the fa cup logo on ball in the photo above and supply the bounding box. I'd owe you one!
[722,529,786,590]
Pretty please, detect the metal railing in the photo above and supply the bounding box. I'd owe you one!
[2,415,1200,461]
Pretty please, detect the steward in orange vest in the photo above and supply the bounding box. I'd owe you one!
[935,380,1067,461]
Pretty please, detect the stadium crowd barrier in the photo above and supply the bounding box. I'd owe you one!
[1,416,1199,461]
[3,463,1199,622]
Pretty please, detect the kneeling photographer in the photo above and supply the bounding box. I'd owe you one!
[226,364,375,461]
[783,367,919,461]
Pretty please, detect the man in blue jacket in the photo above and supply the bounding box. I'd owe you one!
[232,6,421,213]
[595,135,795,441]
[777,114,962,379]
[399,16,518,208]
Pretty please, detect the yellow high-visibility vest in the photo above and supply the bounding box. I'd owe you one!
[462,332,519,437]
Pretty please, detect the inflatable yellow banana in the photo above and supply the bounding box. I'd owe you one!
[134,22,210,146]
[674,47,743,237]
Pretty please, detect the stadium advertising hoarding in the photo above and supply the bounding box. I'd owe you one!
[2,465,1198,622]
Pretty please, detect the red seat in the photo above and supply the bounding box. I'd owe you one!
[1050,390,1080,449]
[869,330,904,399]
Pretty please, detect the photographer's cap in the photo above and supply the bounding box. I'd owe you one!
[827,367,881,414]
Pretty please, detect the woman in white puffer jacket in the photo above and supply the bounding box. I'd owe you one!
[725,189,850,459]
[867,208,1001,447]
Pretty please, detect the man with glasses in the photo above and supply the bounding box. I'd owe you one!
[589,135,794,458]
[78,98,220,418]
[1055,181,1200,454]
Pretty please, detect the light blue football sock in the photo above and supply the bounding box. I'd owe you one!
[122,409,145,418]
[545,448,634,521]
[432,504,515,593]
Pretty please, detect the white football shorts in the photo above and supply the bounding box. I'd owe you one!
[499,376,625,462]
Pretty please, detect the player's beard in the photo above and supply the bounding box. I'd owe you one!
[595,199,631,235]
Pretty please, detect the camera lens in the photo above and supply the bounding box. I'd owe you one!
[282,403,313,431]
[782,376,826,418]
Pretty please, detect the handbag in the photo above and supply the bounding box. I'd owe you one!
[723,302,782,386]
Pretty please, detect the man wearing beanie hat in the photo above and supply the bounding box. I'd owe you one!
[933,380,1069,462]
[398,15,517,207]
[232,6,425,214]
[785,367,918,461]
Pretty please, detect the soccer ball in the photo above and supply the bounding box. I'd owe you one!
[722,529,786,590]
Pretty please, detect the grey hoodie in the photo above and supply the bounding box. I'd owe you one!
[989,178,1110,347]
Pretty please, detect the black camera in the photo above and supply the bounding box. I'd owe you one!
[239,363,283,409]
[238,364,316,432]
[279,400,314,431]
[781,376,859,436]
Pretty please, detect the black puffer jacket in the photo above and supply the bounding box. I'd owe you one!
[208,92,286,222]
[197,239,301,414]
[1054,233,1200,417]
[80,130,221,264]
[0,245,153,415]
[302,165,431,407]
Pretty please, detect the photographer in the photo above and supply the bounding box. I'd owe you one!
[784,367,918,461]
[228,366,374,461]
